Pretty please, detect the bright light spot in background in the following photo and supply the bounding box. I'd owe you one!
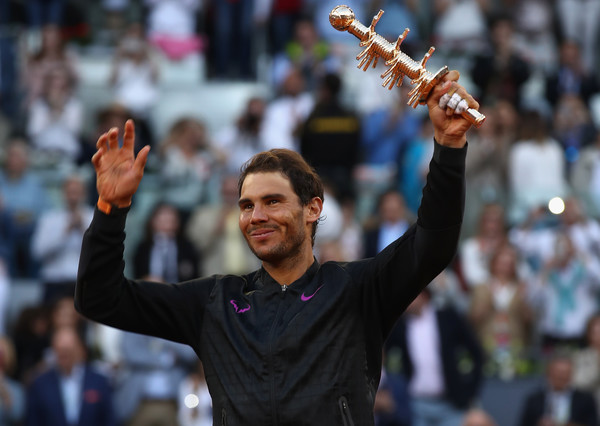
[548,197,565,215]
[184,394,200,408]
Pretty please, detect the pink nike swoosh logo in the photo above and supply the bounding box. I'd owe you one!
[230,299,251,313]
[301,285,324,302]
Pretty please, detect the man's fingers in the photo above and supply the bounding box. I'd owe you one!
[108,127,119,150]
[96,132,108,150]
[123,119,136,151]
[91,148,104,169]
[134,145,151,174]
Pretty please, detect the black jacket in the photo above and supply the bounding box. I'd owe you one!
[518,388,598,426]
[75,141,466,425]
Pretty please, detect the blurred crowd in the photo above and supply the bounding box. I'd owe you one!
[1,0,600,425]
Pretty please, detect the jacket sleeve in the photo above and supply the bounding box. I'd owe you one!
[351,139,467,337]
[75,206,214,345]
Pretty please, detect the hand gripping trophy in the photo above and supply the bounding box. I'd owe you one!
[329,5,485,127]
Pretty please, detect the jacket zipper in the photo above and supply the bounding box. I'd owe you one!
[338,396,355,426]
[268,287,287,424]
[221,408,227,426]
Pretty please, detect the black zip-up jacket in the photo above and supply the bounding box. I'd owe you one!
[75,141,467,425]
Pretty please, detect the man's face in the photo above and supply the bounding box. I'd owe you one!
[53,328,83,375]
[547,359,573,391]
[238,172,309,264]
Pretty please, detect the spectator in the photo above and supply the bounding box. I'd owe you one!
[96,0,131,46]
[459,203,508,289]
[159,117,223,222]
[507,110,570,225]
[0,2,19,121]
[261,67,314,152]
[212,96,268,174]
[30,174,93,304]
[511,0,558,73]
[178,361,212,426]
[145,0,204,62]
[25,326,117,426]
[335,197,364,262]
[509,196,600,275]
[559,197,600,263]
[518,353,598,426]
[270,17,341,91]
[209,0,254,79]
[358,85,422,221]
[428,267,470,314]
[528,232,600,352]
[469,242,534,379]
[398,118,434,216]
[109,23,159,119]
[555,0,600,73]
[257,0,304,56]
[26,65,84,166]
[0,139,49,277]
[23,24,78,109]
[545,39,600,109]
[25,0,65,30]
[114,331,197,425]
[572,313,600,415]
[12,305,51,385]
[132,202,199,283]
[552,93,597,171]
[432,0,488,56]
[186,174,260,276]
[299,72,361,201]
[572,129,600,218]
[470,13,531,107]
[386,289,484,426]
[0,336,25,425]
[462,103,513,236]
[363,189,414,259]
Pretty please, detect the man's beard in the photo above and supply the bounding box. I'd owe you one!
[245,219,306,264]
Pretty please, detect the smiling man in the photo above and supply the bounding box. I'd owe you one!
[75,70,477,425]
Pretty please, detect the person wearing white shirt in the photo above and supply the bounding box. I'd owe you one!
[31,174,93,303]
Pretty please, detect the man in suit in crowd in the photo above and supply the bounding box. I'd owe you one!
[518,353,598,426]
[25,326,116,426]
[363,189,413,259]
[385,288,484,426]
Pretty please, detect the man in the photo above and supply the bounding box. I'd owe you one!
[25,326,116,426]
[75,70,477,424]
[385,289,484,426]
[363,189,413,258]
[518,353,598,426]
[299,72,361,201]
[31,174,94,304]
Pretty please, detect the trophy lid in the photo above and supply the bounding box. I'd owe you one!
[329,5,355,31]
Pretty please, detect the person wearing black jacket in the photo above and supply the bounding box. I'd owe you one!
[75,69,478,425]
[518,353,598,426]
[385,289,484,424]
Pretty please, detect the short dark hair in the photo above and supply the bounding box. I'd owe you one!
[238,149,324,244]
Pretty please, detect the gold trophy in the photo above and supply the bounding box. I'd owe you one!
[330,5,485,127]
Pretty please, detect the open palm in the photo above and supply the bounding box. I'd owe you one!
[92,119,150,207]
